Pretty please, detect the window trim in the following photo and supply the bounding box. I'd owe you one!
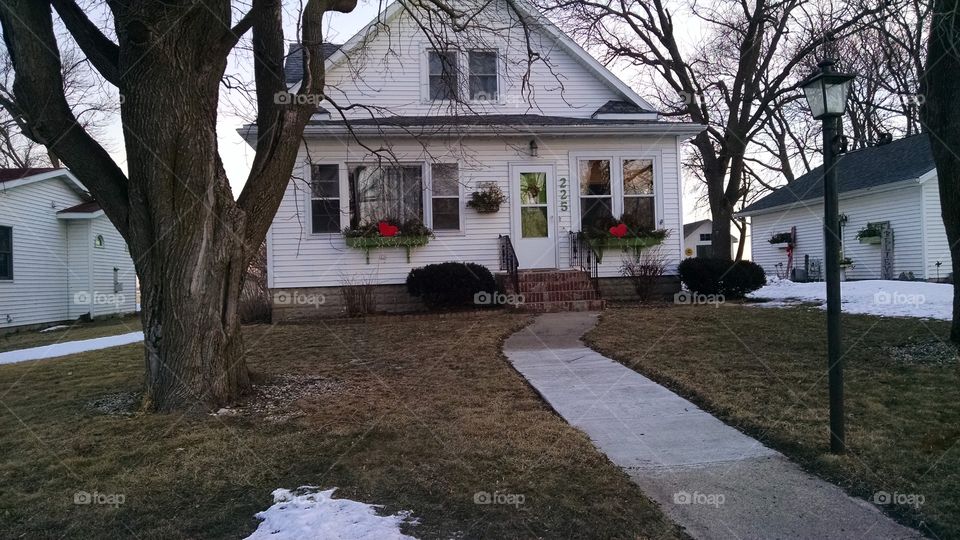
[305,161,347,236]
[0,225,11,281]
[346,161,428,230]
[467,49,501,103]
[570,151,663,233]
[424,49,460,102]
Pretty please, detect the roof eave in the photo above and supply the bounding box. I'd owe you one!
[736,177,926,218]
[296,122,706,138]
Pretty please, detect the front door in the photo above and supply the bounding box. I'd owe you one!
[511,164,557,269]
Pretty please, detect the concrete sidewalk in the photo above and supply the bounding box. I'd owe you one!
[504,312,921,540]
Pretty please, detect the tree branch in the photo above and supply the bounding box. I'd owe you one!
[50,0,120,84]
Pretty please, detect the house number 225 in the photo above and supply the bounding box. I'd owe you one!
[558,177,569,212]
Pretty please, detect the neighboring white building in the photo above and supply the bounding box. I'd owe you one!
[0,168,137,331]
[247,0,703,317]
[738,135,951,282]
[682,219,739,258]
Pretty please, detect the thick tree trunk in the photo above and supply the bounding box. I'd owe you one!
[922,0,960,343]
[115,4,254,410]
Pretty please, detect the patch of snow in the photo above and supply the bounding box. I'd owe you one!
[246,487,417,540]
[749,279,954,320]
[39,324,71,333]
[0,331,144,365]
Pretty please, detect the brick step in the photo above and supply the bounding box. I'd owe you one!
[513,299,606,313]
[516,281,595,294]
[518,290,601,303]
[516,270,593,283]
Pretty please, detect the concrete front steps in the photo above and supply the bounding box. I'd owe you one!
[506,269,605,313]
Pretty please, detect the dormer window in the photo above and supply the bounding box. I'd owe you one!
[468,50,498,101]
[428,50,458,101]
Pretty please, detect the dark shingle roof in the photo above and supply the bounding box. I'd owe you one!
[57,201,101,214]
[593,100,652,116]
[284,43,343,84]
[740,134,936,214]
[309,114,667,127]
[683,219,711,238]
[0,167,59,183]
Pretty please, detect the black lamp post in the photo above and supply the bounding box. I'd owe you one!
[800,58,855,454]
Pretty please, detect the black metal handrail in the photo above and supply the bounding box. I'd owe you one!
[499,234,520,292]
[569,231,600,293]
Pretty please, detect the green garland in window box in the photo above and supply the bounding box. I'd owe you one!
[856,224,883,244]
[580,229,669,264]
[343,219,433,263]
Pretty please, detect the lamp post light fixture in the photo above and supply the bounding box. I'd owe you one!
[529,139,539,157]
[801,58,855,454]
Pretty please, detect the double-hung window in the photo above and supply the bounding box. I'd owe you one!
[468,50,498,101]
[431,163,460,230]
[428,51,459,101]
[310,164,341,233]
[699,233,711,242]
[579,159,613,232]
[348,164,424,228]
[0,226,11,280]
[622,158,655,230]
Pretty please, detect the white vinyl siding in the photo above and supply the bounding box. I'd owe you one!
[322,1,624,119]
[921,177,954,280]
[89,215,137,318]
[0,178,81,328]
[269,134,683,288]
[749,185,928,280]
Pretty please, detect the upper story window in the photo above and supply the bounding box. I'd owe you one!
[699,233,711,242]
[428,51,459,101]
[311,164,341,234]
[349,164,424,228]
[0,226,11,280]
[468,50,498,101]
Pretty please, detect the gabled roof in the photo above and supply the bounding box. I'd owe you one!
[283,43,342,85]
[0,167,90,198]
[0,167,59,183]
[739,134,936,216]
[683,219,710,238]
[289,0,657,113]
[593,100,652,116]
[682,219,739,242]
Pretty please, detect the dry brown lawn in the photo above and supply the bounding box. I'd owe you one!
[587,303,959,539]
[0,312,682,539]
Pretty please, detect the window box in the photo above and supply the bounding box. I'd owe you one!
[856,223,884,244]
[858,235,882,245]
[771,241,792,250]
[345,235,431,263]
[582,232,667,264]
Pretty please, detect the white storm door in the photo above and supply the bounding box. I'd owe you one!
[510,164,557,269]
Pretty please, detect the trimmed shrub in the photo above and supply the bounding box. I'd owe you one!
[406,262,497,309]
[677,258,766,299]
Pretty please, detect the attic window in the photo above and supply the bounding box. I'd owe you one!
[428,50,458,101]
[94,234,105,248]
[468,50,498,101]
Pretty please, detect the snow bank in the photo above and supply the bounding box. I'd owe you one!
[749,279,953,320]
[246,487,417,540]
[0,331,144,365]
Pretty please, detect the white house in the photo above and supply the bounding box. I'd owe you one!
[682,219,739,258]
[738,134,951,282]
[0,168,137,331]
[249,0,703,318]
